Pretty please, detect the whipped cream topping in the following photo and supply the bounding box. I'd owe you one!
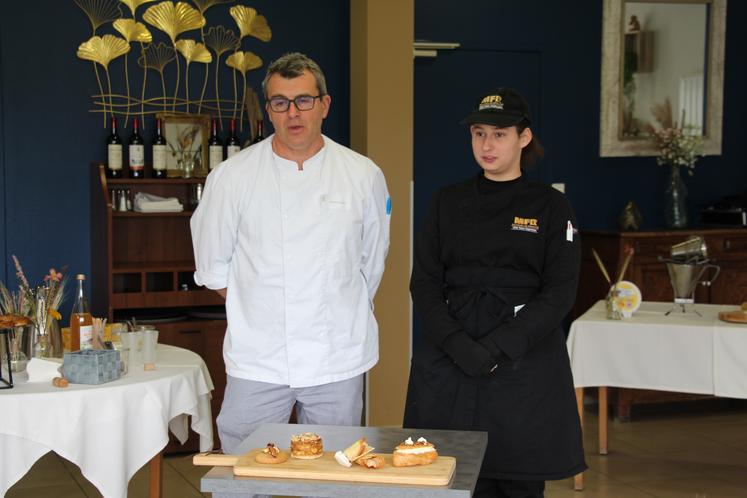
[396,446,436,455]
[398,436,434,454]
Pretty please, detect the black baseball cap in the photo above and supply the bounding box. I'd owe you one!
[460,87,532,127]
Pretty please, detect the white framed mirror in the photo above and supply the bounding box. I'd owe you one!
[599,0,726,157]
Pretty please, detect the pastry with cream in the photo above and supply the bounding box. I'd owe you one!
[290,432,324,459]
[392,436,438,467]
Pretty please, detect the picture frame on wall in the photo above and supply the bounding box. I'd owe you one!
[157,113,210,177]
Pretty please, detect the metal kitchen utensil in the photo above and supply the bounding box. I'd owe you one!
[670,236,708,262]
[663,259,720,315]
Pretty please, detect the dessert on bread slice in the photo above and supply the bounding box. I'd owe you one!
[355,454,385,469]
[334,438,375,467]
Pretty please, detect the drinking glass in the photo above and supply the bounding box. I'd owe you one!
[142,329,159,370]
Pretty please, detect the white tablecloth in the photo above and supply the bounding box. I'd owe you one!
[567,301,747,399]
[0,344,214,498]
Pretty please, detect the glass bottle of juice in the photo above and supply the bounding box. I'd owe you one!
[70,274,94,351]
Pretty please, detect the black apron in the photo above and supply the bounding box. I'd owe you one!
[404,265,585,481]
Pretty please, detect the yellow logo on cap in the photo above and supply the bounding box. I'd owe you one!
[479,95,504,111]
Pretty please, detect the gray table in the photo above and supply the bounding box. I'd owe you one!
[201,423,488,497]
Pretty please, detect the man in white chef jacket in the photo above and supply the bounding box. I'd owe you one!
[191,52,391,453]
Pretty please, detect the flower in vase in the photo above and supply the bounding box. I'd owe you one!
[44,268,64,283]
[647,98,704,175]
[2,258,69,360]
[3,257,68,328]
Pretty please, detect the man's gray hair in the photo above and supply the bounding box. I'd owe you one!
[262,52,328,98]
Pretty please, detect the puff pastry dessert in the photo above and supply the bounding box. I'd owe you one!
[290,432,323,459]
[392,436,438,467]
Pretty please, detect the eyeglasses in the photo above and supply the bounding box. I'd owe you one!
[268,95,324,112]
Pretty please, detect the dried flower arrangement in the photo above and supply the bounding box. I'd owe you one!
[647,98,705,175]
[0,256,68,332]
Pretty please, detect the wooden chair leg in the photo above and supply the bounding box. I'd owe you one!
[574,387,584,490]
[599,386,608,455]
[149,451,163,498]
[574,472,584,491]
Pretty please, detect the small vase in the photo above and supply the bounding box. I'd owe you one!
[9,326,30,373]
[33,319,63,359]
[664,165,688,229]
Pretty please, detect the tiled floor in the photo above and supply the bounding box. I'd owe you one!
[7,404,747,497]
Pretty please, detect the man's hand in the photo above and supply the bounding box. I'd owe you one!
[216,288,227,299]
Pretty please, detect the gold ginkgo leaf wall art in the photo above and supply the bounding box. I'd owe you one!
[229,5,271,42]
[74,0,121,124]
[114,19,152,125]
[175,39,212,113]
[120,0,158,17]
[138,42,176,111]
[143,1,205,43]
[74,0,273,131]
[226,5,270,122]
[191,0,232,14]
[226,50,262,127]
[114,19,152,43]
[191,0,233,113]
[74,0,121,34]
[77,34,130,117]
[143,2,205,111]
[204,25,239,120]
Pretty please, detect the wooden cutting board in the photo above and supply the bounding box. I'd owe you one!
[718,310,747,324]
[194,449,456,486]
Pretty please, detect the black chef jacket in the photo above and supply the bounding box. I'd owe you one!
[405,172,587,481]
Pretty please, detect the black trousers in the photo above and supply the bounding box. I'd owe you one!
[473,477,545,498]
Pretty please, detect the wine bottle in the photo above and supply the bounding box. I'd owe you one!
[152,117,167,178]
[106,117,123,178]
[70,274,93,351]
[128,117,145,178]
[252,119,265,144]
[226,119,241,158]
[209,118,223,170]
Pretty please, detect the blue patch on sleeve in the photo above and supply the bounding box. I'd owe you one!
[386,197,392,215]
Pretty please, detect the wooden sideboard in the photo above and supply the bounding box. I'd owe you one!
[90,164,226,451]
[574,228,747,420]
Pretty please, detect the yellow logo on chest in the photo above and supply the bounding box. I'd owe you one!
[511,216,539,233]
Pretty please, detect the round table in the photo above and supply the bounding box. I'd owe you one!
[0,344,214,498]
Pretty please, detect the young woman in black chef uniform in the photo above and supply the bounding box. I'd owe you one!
[405,88,586,498]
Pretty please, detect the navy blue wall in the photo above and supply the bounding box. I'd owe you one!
[0,1,349,299]
[414,0,747,232]
[3,0,745,308]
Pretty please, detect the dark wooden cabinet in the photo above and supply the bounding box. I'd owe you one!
[90,164,225,451]
[575,228,747,420]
